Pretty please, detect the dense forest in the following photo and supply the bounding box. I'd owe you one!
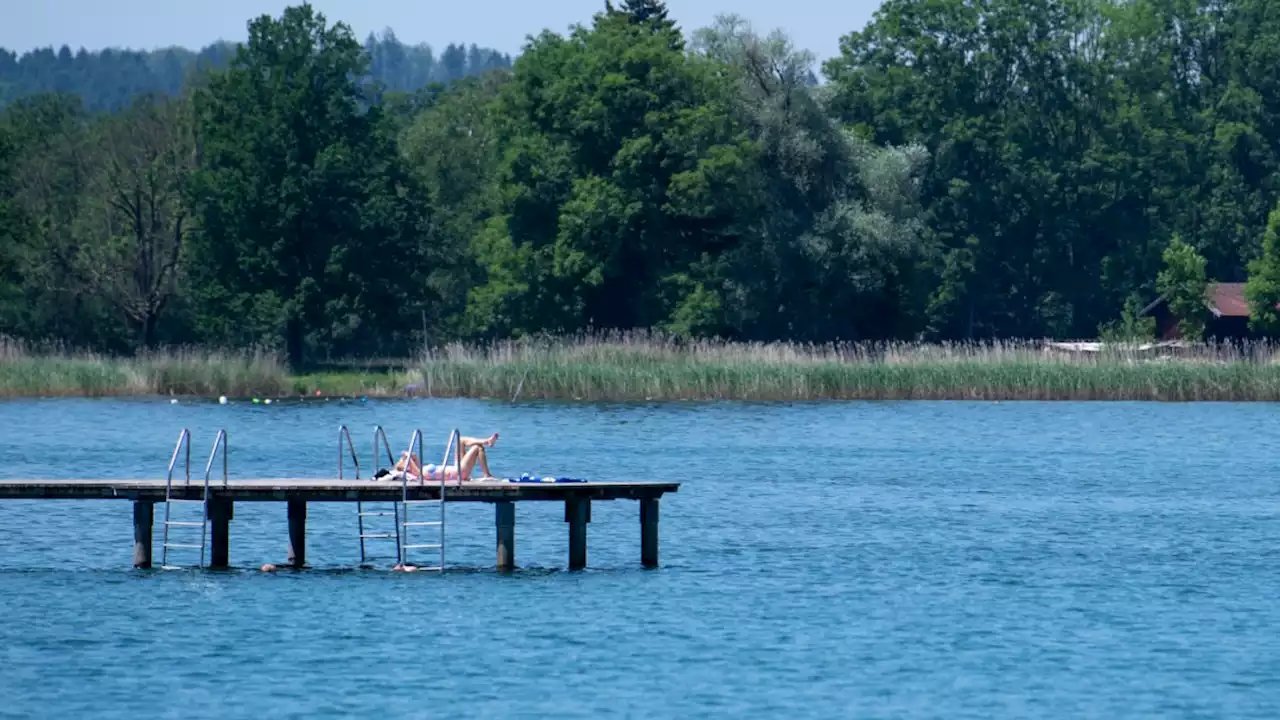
[3,0,1280,367]
[0,32,511,112]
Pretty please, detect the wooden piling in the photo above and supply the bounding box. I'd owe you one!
[132,501,153,569]
[640,498,659,568]
[565,497,590,570]
[496,501,515,571]
[210,499,232,568]
[287,500,306,568]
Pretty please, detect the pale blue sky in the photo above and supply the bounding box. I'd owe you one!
[3,0,882,62]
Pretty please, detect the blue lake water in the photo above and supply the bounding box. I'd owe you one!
[0,398,1278,718]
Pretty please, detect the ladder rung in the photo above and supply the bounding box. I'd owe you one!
[402,500,441,506]
[167,499,206,504]
[163,543,203,549]
[402,521,442,527]
[164,521,205,527]
[358,512,397,517]
[361,533,396,539]
[402,544,442,550]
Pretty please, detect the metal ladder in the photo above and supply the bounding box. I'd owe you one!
[399,429,452,571]
[350,425,402,567]
[160,429,223,569]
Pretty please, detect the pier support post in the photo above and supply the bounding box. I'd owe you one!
[209,499,233,569]
[565,497,590,570]
[496,501,515,571]
[640,498,659,568]
[287,500,306,568]
[132,501,154,569]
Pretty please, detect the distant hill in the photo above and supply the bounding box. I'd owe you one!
[0,29,512,112]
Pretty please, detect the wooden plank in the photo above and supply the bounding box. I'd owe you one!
[0,479,678,503]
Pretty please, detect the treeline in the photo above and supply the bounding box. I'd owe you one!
[4,0,1280,368]
[0,32,511,112]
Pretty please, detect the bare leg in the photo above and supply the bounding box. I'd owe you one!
[460,433,498,450]
[456,445,494,481]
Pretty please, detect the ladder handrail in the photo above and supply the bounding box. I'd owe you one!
[440,430,456,472]
[451,428,462,487]
[401,429,425,485]
[203,429,228,488]
[338,425,360,480]
[165,428,191,488]
[373,425,397,469]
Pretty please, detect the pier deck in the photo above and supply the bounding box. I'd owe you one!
[0,479,678,571]
[0,478,677,502]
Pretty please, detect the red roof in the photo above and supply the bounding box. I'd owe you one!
[1207,282,1249,317]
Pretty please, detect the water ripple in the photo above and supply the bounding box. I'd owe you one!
[0,399,1278,717]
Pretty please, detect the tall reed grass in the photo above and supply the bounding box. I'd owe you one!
[410,332,1280,401]
[0,338,289,398]
[7,332,1280,400]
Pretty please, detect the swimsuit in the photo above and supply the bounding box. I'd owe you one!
[421,464,452,481]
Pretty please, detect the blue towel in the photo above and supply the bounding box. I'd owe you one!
[502,474,588,483]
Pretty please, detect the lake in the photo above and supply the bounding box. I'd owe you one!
[0,398,1277,718]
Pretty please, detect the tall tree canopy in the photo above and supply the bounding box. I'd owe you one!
[0,36,510,112]
[5,0,1280,356]
[463,4,756,337]
[187,4,431,365]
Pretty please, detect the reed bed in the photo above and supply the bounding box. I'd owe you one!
[411,332,1280,402]
[7,332,1280,400]
[0,338,290,398]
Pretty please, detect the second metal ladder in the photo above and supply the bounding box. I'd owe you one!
[399,429,453,571]
[160,429,227,569]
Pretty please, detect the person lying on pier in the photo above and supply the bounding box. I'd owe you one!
[393,433,499,482]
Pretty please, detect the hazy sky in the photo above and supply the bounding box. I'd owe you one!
[3,0,882,62]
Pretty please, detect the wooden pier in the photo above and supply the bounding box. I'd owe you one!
[0,478,679,571]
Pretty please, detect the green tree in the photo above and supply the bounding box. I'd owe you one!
[75,94,196,348]
[1097,293,1156,342]
[693,15,931,341]
[465,7,755,338]
[400,72,508,338]
[0,120,26,329]
[1156,235,1208,341]
[609,0,671,26]
[188,4,432,366]
[2,94,128,349]
[1245,200,1280,333]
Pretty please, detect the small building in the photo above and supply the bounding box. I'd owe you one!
[1140,282,1258,341]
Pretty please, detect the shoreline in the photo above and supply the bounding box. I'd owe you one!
[8,367,1280,403]
[7,337,1280,402]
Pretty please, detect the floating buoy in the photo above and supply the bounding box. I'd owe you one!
[218,396,228,405]
[264,398,272,405]
[170,398,178,404]
[260,563,277,573]
[252,398,261,404]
